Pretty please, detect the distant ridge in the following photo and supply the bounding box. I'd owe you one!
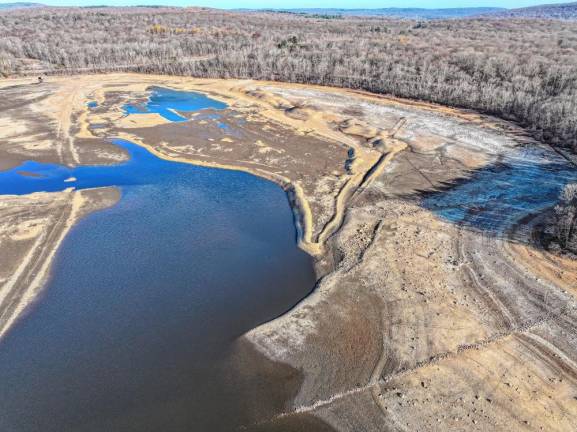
[249,7,505,19]
[0,2,44,10]
[1,2,576,20]
[484,2,577,19]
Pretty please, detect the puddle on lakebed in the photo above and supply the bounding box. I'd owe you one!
[0,88,316,431]
[123,86,227,122]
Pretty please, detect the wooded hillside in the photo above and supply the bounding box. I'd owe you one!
[1,7,576,153]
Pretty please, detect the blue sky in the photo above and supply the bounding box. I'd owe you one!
[0,0,556,8]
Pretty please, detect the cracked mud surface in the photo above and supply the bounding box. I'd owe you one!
[0,74,576,431]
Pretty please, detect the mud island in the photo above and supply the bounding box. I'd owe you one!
[0,74,576,431]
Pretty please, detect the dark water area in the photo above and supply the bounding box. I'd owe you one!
[0,89,316,431]
[422,145,577,236]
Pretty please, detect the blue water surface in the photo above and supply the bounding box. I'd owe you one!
[123,86,227,122]
[0,139,188,195]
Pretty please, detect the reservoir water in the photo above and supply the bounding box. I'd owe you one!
[0,89,316,431]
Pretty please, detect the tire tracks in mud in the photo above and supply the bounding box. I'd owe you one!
[246,202,577,429]
[248,305,572,429]
[54,83,82,166]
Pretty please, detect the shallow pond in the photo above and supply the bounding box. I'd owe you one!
[0,89,316,431]
[123,86,227,122]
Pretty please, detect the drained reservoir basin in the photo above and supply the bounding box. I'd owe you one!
[3,75,577,432]
[0,90,316,431]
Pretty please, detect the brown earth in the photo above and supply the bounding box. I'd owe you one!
[0,73,576,431]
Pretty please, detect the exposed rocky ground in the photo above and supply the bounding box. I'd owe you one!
[0,74,576,431]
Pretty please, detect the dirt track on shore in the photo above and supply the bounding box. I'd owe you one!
[0,73,576,431]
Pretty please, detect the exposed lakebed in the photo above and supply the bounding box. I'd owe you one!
[0,88,316,431]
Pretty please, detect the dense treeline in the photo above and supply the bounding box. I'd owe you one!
[546,184,577,255]
[1,7,577,153]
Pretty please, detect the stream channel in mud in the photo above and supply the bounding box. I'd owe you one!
[0,88,316,431]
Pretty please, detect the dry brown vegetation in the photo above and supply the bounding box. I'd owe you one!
[0,7,576,154]
[546,183,577,255]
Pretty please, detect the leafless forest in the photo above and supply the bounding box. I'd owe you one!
[1,7,576,154]
[546,183,577,256]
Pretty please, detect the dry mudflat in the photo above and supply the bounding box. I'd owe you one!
[0,73,576,431]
